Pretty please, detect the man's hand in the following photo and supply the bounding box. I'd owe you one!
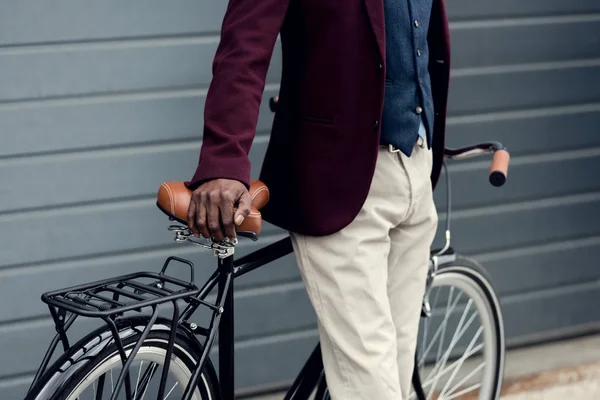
[187,179,251,241]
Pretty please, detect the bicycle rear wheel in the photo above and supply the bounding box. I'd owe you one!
[26,318,219,400]
[410,256,505,400]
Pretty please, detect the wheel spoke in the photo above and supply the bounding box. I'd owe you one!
[421,342,484,390]
[133,361,144,399]
[445,360,486,398]
[421,284,443,364]
[110,369,114,394]
[439,326,484,397]
[428,294,464,378]
[445,382,482,400]
[425,306,478,385]
[140,363,159,400]
[134,362,159,400]
[419,289,463,365]
[427,300,475,399]
[436,288,457,365]
[163,381,179,400]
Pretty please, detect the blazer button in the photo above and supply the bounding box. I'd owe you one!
[373,120,380,128]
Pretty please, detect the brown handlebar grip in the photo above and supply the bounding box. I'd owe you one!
[489,149,510,187]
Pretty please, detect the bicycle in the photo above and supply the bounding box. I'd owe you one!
[25,103,510,400]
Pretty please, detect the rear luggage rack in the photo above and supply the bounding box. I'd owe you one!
[41,257,200,318]
[33,256,225,400]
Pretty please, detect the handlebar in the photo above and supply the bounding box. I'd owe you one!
[267,96,509,187]
[444,143,509,187]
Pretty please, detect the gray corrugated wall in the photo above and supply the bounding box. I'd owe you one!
[1,1,600,398]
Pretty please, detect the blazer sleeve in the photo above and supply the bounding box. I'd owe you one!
[186,0,291,190]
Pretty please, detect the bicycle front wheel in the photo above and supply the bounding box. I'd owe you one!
[411,256,505,400]
[313,255,505,400]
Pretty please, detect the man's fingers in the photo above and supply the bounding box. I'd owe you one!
[196,202,211,239]
[234,191,252,226]
[220,198,236,240]
[207,202,224,241]
[189,179,251,242]
[186,201,199,237]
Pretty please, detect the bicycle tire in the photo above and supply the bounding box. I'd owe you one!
[415,255,505,400]
[25,316,220,400]
[315,255,505,400]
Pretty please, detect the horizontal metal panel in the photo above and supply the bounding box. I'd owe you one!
[0,318,106,379]
[3,134,599,218]
[4,1,600,46]
[0,201,196,267]
[432,194,600,254]
[4,0,600,45]
[0,198,281,268]
[5,235,600,326]
[434,151,600,210]
[0,138,270,214]
[0,40,282,102]
[0,235,297,322]
[447,0,600,19]
[1,182,599,270]
[446,106,600,156]
[0,376,31,400]
[502,283,600,340]
[0,88,278,158]
[480,237,600,296]
[451,18,600,69]
[212,332,319,391]
[1,98,597,162]
[0,70,595,167]
[2,196,600,315]
[0,1,226,46]
[448,64,600,116]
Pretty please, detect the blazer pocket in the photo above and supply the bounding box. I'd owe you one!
[297,115,334,126]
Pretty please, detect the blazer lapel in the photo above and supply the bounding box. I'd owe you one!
[363,0,385,62]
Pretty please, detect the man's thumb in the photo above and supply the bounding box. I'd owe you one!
[234,191,252,226]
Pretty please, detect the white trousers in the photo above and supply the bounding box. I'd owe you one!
[290,143,438,399]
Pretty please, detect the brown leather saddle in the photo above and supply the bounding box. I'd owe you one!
[156,180,269,240]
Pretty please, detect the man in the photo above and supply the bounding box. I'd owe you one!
[185,0,450,398]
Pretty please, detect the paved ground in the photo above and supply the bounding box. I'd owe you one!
[497,333,600,400]
[245,333,600,399]
[501,361,600,399]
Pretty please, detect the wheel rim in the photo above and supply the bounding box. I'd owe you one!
[410,267,500,400]
[65,340,209,400]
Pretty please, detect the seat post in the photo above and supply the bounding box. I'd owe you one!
[219,254,235,400]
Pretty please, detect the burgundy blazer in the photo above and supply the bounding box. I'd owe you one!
[188,0,451,236]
